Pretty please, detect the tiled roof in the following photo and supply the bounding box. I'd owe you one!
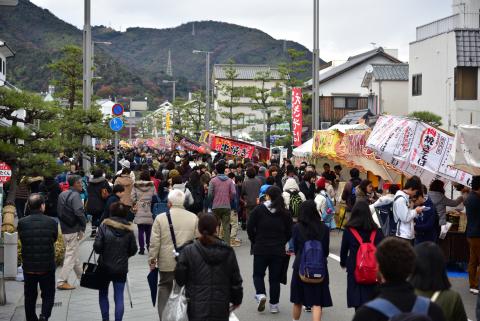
[213,64,283,80]
[456,29,480,67]
[371,64,409,81]
[338,109,374,125]
[305,47,401,87]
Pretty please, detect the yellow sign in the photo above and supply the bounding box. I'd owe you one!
[166,112,171,132]
[312,130,342,158]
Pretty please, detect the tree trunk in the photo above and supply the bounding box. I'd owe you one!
[266,113,271,149]
[230,106,233,137]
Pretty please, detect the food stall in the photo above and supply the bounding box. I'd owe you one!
[367,115,473,264]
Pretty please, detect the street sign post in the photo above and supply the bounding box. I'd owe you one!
[0,163,12,184]
[112,103,124,117]
[109,117,124,132]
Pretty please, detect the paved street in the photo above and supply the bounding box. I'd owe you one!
[4,225,477,321]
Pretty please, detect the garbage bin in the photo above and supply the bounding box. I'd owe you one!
[3,232,17,279]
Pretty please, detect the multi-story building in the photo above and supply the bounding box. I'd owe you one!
[212,64,285,139]
[0,39,14,88]
[409,0,480,131]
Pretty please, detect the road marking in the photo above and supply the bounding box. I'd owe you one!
[329,253,341,262]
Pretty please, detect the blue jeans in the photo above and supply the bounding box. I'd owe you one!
[99,281,126,321]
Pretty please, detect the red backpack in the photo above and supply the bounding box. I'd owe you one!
[350,228,378,285]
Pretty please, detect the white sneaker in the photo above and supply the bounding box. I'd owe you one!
[255,294,267,312]
[470,288,479,295]
[270,303,279,314]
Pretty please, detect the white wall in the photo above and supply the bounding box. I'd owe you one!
[409,31,480,130]
[0,52,6,85]
[214,78,285,137]
[378,81,409,116]
[319,56,397,96]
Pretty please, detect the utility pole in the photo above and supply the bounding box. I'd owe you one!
[312,0,320,131]
[82,0,92,171]
[193,50,213,130]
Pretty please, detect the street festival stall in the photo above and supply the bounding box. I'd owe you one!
[366,115,473,263]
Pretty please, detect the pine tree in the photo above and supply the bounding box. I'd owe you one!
[217,60,247,137]
[49,45,111,165]
[246,70,285,148]
[0,88,62,204]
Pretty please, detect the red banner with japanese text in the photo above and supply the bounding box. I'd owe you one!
[211,135,256,159]
[292,87,303,147]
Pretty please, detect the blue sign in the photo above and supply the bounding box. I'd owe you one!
[109,117,124,132]
[112,103,124,116]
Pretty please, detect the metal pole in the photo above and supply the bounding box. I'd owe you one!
[82,0,92,171]
[312,0,320,131]
[114,132,118,174]
[172,81,176,103]
[205,52,211,130]
[262,110,266,146]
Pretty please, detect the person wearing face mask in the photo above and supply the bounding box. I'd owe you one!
[247,186,293,314]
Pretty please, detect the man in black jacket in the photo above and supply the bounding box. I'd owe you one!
[352,238,445,321]
[18,194,58,321]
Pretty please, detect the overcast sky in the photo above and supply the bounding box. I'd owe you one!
[31,0,453,62]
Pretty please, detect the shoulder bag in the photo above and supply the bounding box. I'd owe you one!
[80,248,101,290]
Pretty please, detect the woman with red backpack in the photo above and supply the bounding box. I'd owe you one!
[340,200,384,310]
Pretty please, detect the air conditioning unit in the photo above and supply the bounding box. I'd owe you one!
[320,122,331,130]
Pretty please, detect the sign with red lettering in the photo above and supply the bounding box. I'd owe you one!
[292,87,303,147]
[0,162,12,183]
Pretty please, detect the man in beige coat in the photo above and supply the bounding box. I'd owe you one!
[148,189,199,319]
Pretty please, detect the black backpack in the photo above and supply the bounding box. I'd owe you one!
[349,178,361,206]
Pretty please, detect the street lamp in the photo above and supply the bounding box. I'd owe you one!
[312,0,320,131]
[193,50,213,130]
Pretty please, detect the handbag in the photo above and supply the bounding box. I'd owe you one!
[80,249,101,290]
[161,281,189,321]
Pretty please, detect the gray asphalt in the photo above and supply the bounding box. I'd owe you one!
[11,225,477,321]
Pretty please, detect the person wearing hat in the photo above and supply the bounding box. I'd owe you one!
[117,159,136,182]
[314,177,336,230]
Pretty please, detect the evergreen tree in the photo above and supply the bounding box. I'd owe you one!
[49,45,111,166]
[217,61,247,137]
[246,70,285,148]
[0,88,62,204]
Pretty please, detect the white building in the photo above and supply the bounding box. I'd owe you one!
[361,63,409,116]
[212,64,285,138]
[0,39,15,88]
[409,0,480,130]
[306,47,402,126]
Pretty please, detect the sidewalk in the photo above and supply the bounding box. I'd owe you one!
[4,223,159,321]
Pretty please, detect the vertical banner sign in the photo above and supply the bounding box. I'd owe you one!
[292,87,303,147]
[166,112,171,132]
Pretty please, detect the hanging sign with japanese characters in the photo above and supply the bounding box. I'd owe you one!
[292,87,303,147]
[367,115,472,186]
[211,135,256,159]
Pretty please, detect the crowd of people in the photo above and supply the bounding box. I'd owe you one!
[10,147,480,321]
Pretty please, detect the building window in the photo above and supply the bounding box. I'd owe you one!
[455,67,478,100]
[0,58,2,74]
[333,97,345,108]
[346,97,358,109]
[334,97,358,109]
[270,87,283,96]
[2,61,5,75]
[412,74,422,96]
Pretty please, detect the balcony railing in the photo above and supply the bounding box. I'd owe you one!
[416,13,480,41]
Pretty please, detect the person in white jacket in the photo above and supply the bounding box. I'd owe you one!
[392,176,424,241]
[370,184,401,228]
[282,178,306,212]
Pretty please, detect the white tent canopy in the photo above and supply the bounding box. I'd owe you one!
[292,138,313,157]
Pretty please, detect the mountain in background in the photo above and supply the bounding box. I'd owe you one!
[0,0,317,108]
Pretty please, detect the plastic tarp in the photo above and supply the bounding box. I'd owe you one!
[451,125,480,175]
[292,138,313,157]
[367,115,472,186]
